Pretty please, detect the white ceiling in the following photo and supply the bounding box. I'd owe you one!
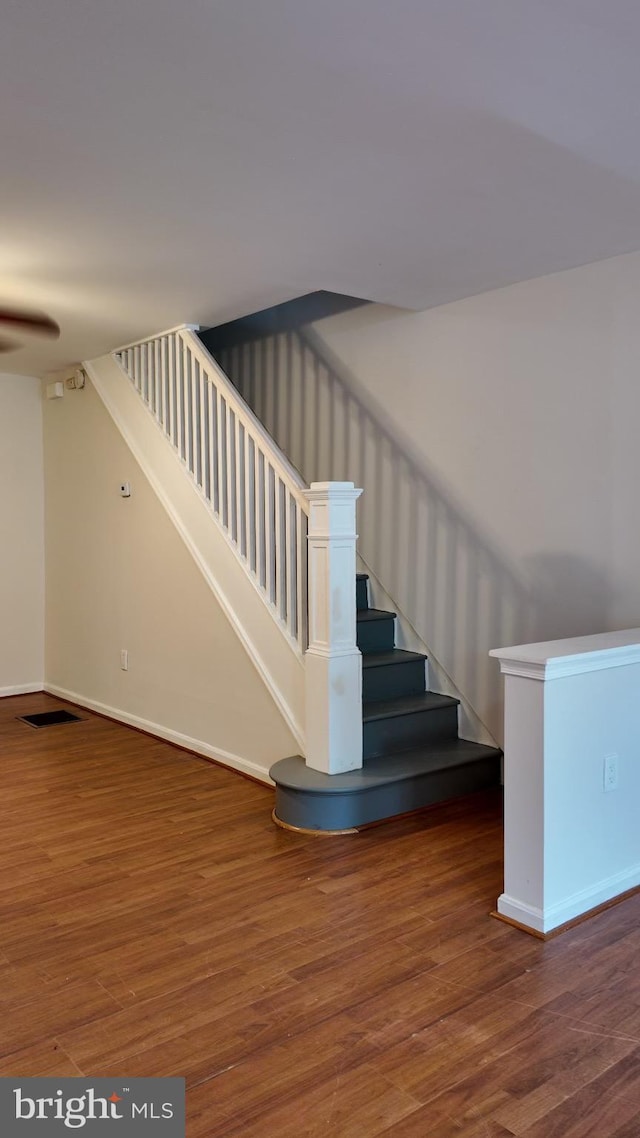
[3,0,640,375]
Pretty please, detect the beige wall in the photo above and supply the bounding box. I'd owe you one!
[0,373,44,693]
[43,378,297,780]
[309,249,640,739]
[220,247,640,742]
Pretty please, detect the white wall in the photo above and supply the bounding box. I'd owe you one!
[220,248,640,742]
[43,376,298,781]
[0,373,44,694]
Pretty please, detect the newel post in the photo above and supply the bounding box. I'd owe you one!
[304,482,363,774]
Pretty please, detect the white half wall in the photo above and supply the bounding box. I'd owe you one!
[492,631,640,933]
[43,374,298,782]
[0,373,44,694]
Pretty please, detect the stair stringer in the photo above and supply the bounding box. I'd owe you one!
[357,555,497,748]
[85,352,305,751]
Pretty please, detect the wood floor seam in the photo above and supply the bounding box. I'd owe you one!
[3,693,640,1136]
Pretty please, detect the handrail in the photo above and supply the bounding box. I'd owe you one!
[114,324,200,354]
[114,325,309,653]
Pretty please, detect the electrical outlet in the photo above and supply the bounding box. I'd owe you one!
[120,649,129,671]
[603,753,618,792]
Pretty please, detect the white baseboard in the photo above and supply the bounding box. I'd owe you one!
[0,682,44,698]
[498,864,640,934]
[496,895,546,933]
[44,684,274,787]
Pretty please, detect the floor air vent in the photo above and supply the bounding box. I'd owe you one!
[18,710,84,728]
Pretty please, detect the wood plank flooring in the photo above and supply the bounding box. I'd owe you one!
[2,692,640,1136]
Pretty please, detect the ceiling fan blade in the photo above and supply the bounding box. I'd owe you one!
[0,307,60,341]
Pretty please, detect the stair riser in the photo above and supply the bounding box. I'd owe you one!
[362,659,426,702]
[357,617,396,654]
[356,578,369,611]
[364,705,459,759]
[273,759,501,831]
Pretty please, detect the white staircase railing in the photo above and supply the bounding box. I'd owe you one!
[113,324,364,775]
[115,326,309,654]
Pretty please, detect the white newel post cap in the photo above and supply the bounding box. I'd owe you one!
[304,481,363,536]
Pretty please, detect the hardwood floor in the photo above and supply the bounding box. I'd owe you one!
[2,692,640,1136]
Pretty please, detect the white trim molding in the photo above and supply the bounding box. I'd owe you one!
[496,895,546,934]
[498,862,640,934]
[0,683,44,698]
[44,684,273,785]
[491,628,640,680]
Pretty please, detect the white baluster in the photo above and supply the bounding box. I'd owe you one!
[198,362,207,492]
[274,477,283,618]
[295,501,306,650]
[265,464,275,604]
[216,388,224,520]
[234,411,242,546]
[186,346,194,474]
[286,490,295,635]
[167,335,176,444]
[162,337,170,434]
[225,404,234,535]
[142,342,150,403]
[244,427,252,564]
[133,344,140,393]
[257,452,266,588]
[206,378,215,509]
[154,338,161,419]
[175,338,184,459]
[192,354,200,482]
[183,342,190,465]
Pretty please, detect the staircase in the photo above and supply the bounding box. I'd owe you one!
[270,572,502,831]
[106,323,501,830]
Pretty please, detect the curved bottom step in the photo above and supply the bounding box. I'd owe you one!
[270,741,502,832]
[271,809,359,837]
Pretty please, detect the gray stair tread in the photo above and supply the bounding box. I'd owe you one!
[357,607,396,622]
[271,740,502,793]
[363,691,459,721]
[362,649,427,668]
